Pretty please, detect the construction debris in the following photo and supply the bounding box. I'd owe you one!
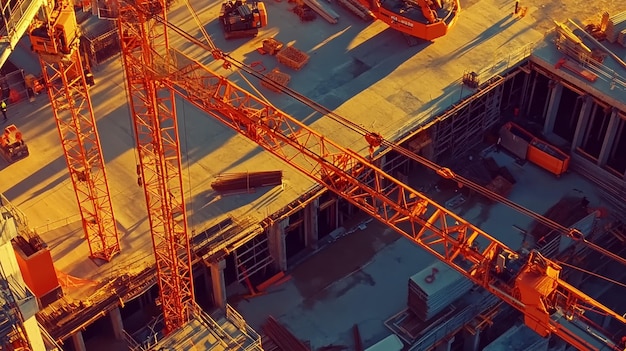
[293,4,316,21]
[262,68,291,92]
[276,46,310,70]
[407,262,473,322]
[210,171,283,193]
[262,316,311,351]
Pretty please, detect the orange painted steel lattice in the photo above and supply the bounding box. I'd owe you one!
[153,49,625,350]
[117,0,194,334]
[39,50,120,262]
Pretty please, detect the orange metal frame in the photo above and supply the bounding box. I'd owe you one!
[39,50,120,262]
[155,49,624,349]
[117,0,194,334]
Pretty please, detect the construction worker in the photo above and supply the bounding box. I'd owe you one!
[1,100,6,122]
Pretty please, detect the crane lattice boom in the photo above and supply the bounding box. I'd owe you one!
[32,1,120,261]
[117,0,194,333]
[160,48,625,350]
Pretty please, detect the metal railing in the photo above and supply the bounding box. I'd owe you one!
[31,214,82,234]
[226,304,263,351]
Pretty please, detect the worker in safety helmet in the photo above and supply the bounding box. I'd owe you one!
[1,100,6,122]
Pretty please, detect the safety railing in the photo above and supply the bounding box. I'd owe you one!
[226,304,263,351]
[31,214,82,235]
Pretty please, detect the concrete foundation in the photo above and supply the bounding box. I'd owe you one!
[209,259,227,309]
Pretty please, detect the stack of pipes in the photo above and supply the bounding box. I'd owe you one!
[210,171,282,193]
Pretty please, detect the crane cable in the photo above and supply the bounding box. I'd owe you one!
[156,15,626,267]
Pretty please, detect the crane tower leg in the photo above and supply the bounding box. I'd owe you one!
[39,49,121,262]
[116,0,195,334]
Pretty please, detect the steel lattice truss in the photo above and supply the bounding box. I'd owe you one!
[117,0,194,333]
[157,49,624,349]
[40,51,120,262]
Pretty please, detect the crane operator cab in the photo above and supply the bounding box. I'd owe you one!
[219,0,267,39]
[29,0,79,58]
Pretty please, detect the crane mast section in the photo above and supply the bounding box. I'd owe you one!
[117,0,194,334]
[37,41,120,262]
[157,49,625,349]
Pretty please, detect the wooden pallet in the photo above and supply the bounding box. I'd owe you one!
[276,46,309,70]
[261,68,291,92]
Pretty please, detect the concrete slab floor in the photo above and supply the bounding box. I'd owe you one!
[232,148,616,350]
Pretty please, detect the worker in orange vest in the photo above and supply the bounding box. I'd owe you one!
[1,100,7,122]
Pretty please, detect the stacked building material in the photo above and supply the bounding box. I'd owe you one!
[336,0,374,21]
[407,262,473,321]
[302,0,339,23]
[262,68,291,92]
[276,46,310,70]
[262,316,311,351]
[262,38,284,55]
[211,171,282,193]
[605,11,626,43]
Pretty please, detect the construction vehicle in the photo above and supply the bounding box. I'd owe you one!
[0,124,29,163]
[219,0,267,39]
[358,0,460,41]
[28,0,121,262]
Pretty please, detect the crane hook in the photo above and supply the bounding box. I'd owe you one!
[365,132,383,158]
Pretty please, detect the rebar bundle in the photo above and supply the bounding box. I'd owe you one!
[210,171,283,193]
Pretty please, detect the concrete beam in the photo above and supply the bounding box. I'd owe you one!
[543,82,563,135]
[435,336,455,351]
[304,198,319,250]
[267,219,288,272]
[109,307,125,340]
[463,329,481,351]
[209,259,227,310]
[597,108,619,166]
[571,95,593,149]
[72,331,87,351]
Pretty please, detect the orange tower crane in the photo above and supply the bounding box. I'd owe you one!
[143,43,626,348]
[116,0,194,333]
[28,0,121,262]
[115,3,626,347]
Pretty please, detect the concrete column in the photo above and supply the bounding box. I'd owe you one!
[543,82,563,135]
[571,95,593,150]
[209,259,227,310]
[72,331,87,351]
[267,219,288,272]
[597,108,619,166]
[435,336,455,351]
[303,198,319,250]
[463,329,481,351]
[109,307,124,340]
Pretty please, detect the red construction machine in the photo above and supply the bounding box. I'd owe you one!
[0,124,29,163]
[363,0,460,41]
[219,0,268,39]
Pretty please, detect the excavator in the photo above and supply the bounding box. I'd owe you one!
[362,0,460,41]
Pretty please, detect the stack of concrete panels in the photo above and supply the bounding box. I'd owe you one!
[483,324,549,351]
[407,262,473,321]
[605,11,626,43]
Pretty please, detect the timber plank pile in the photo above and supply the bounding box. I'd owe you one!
[262,68,291,92]
[407,262,473,321]
[262,316,311,351]
[336,0,374,21]
[276,46,310,70]
[210,171,282,193]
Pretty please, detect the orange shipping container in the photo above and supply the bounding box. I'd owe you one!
[13,237,60,299]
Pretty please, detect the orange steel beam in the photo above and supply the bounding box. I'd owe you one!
[39,50,120,262]
[117,0,194,334]
[155,49,624,349]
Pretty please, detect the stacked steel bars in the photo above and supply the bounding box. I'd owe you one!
[210,171,282,193]
[605,11,626,44]
[262,316,311,351]
[407,262,473,321]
